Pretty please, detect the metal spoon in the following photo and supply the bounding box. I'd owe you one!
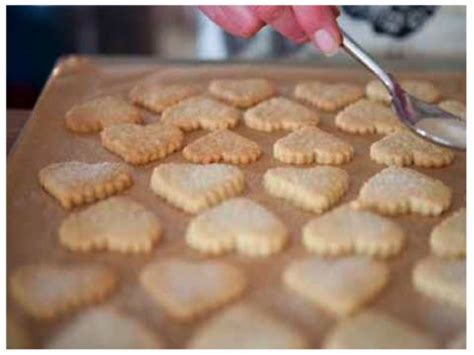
[341,30,466,150]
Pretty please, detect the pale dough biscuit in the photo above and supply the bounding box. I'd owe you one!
[188,303,308,349]
[413,257,465,309]
[439,100,466,120]
[273,126,353,165]
[186,197,288,256]
[263,166,349,214]
[243,96,319,132]
[324,310,437,349]
[283,256,389,317]
[430,208,466,257]
[65,96,143,133]
[366,79,441,104]
[9,263,117,319]
[294,81,364,112]
[335,99,402,134]
[59,196,162,253]
[161,96,240,131]
[129,82,201,113]
[370,130,455,168]
[182,129,262,164]
[150,163,245,213]
[303,204,405,257]
[356,166,452,216]
[209,78,276,108]
[140,259,247,322]
[38,161,133,209]
[7,316,34,349]
[47,306,164,349]
[101,122,184,165]
[447,331,466,349]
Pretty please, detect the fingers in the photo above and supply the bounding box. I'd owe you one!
[249,6,308,44]
[198,6,264,38]
[293,6,342,56]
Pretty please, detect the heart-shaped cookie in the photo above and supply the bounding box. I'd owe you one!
[150,163,245,213]
[366,80,440,104]
[209,78,276,108]
[303,204,405,257]
[430,208,466,257]
[59,197,162,253]
[370,130,454,168]
[101,122,183,165]
[283,256,389,316]
[186,197,288,256]
[9,263,117,319]
[183,129,262,164]
[439,100,466,120]
[140,259,247,322]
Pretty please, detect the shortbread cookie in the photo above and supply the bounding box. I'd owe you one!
[356,166,451,216]
[294,81,364,112]
[150,163,245,213]
[447,331,466,349]
[263,166,349,213]
[273,127,353,165]
[161,96,240,131]
[101,122,183,165]
[430,208,466,257]
[7,316,33,349]
[283,256,388,316]
[324,310,437,349]
[335,99,402,134]
[439,100,466,120]
[303,204,405,257]
[129,82,201,113]
[413,257,465,309]
[59,197,162,253]
[209,78,276,108]
[183,129,262,164]
[366,79,441,104]
[39,161,133,209]
[140,259,247,322]
[65,96,143,133]
[370,130,455,167]
[244,96,319,132]
[9,263,117,319]
[186,197,288,256]
[47,307,164,349]
[188,303,308,349]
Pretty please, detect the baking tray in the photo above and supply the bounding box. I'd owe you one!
[7,57,466,348]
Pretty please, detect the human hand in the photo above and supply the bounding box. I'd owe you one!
[198,5,341,56]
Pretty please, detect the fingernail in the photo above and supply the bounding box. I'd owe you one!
[314,29,339,56]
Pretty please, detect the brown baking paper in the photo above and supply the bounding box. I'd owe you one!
[7,58,466,348]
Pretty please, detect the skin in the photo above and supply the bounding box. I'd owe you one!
[199,6,342,55]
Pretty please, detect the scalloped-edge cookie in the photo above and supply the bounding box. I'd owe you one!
[303,204,405,258]
[283,256,389,317]
[188,303,308,349]
[161,96,240,131]
[209,78,276,108]
[101,122,184,165]
[140,259,247,322]
[129,82,202,113]
[9,263,117,319]
[65,96,143,133]
[244,96,319,132]
[47,306,164,349]
[263,166,349,214]
[150,163,245,213]
[324,310,437,349]
[370,130,455,168]
[39,161,133,209]
[186,197,288,256]
[413,257,465,309]
[59,197,162,253]
[273,126,353,165]
[439,100,466,120]
[430,208,466,257]
[366,79,441,104]
[294,81,364,112]
[355,166,452,216]
[183,129,262,164]
[335,99,402,135]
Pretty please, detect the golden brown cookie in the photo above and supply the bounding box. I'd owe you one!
[430,208,466,257]
[439,100,466,120]
[366,79,441,104]
[209,78,276,108]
